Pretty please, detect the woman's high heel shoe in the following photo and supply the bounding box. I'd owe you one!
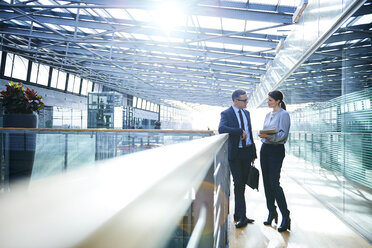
[263,212,278,225]
[278,216,291,232]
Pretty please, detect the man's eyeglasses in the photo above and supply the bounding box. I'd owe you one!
[236,98,248,102]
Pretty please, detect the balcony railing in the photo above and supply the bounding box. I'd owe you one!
[0,129,229,248]
[0,128,214,188]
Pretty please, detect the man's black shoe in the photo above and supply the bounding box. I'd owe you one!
[233,214,239,222]
[235,217,255,228]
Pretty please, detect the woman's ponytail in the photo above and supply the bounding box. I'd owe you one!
[280,100,286,110]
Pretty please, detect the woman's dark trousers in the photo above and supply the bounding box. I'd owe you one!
[260,144,289,218]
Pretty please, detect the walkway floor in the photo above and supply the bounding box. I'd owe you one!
[228,153,372,248]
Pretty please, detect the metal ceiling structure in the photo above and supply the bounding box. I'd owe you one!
[0,0,298,107]
[279,1,372,105]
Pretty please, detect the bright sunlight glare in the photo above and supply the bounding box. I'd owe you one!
[152,2,187,32]
[189,105,268,132]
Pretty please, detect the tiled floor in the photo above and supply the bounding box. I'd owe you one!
[228,153,372,248]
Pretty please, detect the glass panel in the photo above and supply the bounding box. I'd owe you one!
[281,2,372,241]
[98,84,103,93]
[4,53,13,77]
[67,134,95,169]
[81,110,87,129]
[13,55,28,81]
[50,69,58,88]
[57,71,66,90]
[137,98,142,109]
[87,92,123,128]
[31,133,66,180]
[30,62,39,83]
[67,74,74,92]
[73,77,81,94]
[62,108,71,128]
[93,83,100,93]
[53,106,63,127]
[71,109,80,128]
[38,64,49,86]
[87,80,93,93]
[81,79,88,95]
[114,106,123,128]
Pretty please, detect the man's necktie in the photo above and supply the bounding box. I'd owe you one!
[238,109,246,147]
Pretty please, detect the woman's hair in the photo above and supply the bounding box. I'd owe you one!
[268,90,286,110]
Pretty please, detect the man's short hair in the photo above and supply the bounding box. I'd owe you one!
[232,89,246,101]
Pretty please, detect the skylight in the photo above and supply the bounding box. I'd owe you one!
[126,9,152,22]
[196,16,222,30]
[150,1,188,32]
[106,9,132,20]
[222,18,246,32]
[352,13,372,26]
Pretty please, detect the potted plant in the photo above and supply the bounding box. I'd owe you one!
[0,81,45,188]
[154,120,161,129]
[1,81,44,127]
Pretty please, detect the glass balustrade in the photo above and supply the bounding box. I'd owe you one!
[0,129,214,190]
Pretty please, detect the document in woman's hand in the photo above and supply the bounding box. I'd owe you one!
[259,128,277,134]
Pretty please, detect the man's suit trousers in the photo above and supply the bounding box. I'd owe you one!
[229,145,254,219]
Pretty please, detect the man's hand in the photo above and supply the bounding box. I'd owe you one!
[242,130,247,140]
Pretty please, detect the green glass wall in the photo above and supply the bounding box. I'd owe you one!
[289,89,372,188]
[279,2,372,242]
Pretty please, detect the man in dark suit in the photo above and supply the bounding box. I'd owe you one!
[218,89,257,228]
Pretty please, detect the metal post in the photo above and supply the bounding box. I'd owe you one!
[64,133,68,171]
[3,133,9,190]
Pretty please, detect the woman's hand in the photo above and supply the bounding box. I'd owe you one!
[258,133,268,138]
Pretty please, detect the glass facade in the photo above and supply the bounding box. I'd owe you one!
[0,51,189,131]
[0,51,96,95]
[52,107,87,129]
[289,90,372,186]
[279,3,372,241]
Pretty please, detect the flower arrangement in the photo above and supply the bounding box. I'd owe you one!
[0,81,45,114]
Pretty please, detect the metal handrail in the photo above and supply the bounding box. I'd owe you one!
[0,133,229,248]
[0,127,215,134]
[290,130,372,135]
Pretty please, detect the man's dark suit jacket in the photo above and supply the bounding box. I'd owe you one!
[218,106,257,161]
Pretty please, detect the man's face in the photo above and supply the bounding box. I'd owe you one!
[233,93,248,109]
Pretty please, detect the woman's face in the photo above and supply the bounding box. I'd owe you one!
[267,96,280,108]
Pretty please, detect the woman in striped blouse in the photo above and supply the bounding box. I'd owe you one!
[258,90,291,232]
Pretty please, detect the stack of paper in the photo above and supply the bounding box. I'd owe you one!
[259,128,276,134]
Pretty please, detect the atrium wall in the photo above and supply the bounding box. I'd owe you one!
[277,1,372,240]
